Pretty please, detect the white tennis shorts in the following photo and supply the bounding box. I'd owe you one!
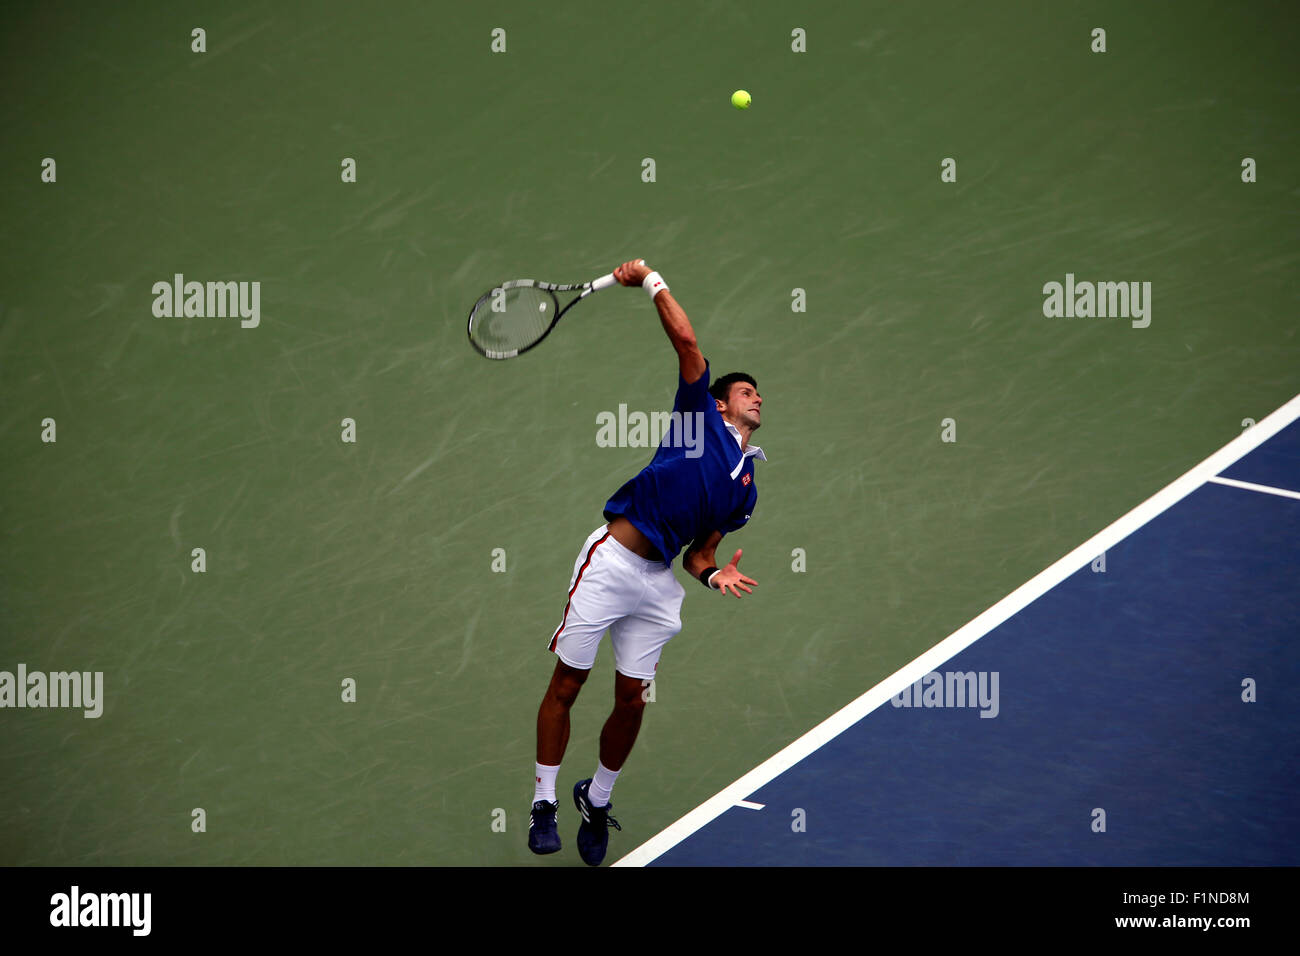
[547,525,685,680]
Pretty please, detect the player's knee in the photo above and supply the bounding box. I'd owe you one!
[615,694,646,714]
[614,682,648,709]
[546,686,577,712]
[549,665,589,707]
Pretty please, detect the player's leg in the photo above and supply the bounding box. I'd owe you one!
[597,669,650,777]
[572,565,683,865]
[575,669,649,826]
[529,525,628,856]
[536,525,617,792]
[536,659,589,767]
[530,660,589,854]
[592,568,684,805]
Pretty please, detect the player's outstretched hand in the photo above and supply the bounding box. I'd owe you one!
[614,259,651,287]
[713,549,757,598]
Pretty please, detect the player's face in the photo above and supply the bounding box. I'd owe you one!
[719,382,762,431]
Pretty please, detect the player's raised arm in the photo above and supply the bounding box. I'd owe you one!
[614,259,706,385]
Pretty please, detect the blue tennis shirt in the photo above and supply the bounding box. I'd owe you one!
[603,361,767,566]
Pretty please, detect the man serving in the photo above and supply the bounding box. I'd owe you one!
[528,259,768,866]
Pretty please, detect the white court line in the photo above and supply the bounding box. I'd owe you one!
[613,392,1300,867]
[1207,476,1300,501]
[735,800,765,811]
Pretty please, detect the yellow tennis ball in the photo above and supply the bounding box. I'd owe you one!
[731,89,751,110]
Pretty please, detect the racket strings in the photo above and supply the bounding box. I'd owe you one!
[470,286,557,355]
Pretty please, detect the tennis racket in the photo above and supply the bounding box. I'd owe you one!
[466,260,640,360]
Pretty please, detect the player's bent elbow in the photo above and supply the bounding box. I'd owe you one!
[683,549,714,577]
[676,344,706,384]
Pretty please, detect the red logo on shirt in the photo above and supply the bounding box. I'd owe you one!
[742,473,752,485]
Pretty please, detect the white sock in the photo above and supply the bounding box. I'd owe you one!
[533,762,559,804]
[588,761,620,808]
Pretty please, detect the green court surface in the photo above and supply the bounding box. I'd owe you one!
[1,0,1295,865]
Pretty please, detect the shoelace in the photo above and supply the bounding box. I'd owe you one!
[583,796,622,831]
[594,805,622,832]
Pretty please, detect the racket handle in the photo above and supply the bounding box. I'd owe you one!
[590,259,644,293]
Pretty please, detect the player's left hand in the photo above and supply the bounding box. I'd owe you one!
[713,549,757,598]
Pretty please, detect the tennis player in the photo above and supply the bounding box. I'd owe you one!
[527,259,767,865]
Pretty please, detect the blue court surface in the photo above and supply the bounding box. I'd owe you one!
[617,397,1299,867]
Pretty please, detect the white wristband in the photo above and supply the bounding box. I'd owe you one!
[706,569,722,590]
[642,271,669,300]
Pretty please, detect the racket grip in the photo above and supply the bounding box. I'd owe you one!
[591,259,642,293]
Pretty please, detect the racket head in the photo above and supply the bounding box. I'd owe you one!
[467,280,564,360]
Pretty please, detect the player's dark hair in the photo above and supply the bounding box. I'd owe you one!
[709,372,758,404]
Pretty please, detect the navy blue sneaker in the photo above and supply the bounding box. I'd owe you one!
[573,779,622,866]
[528,800,561,855]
